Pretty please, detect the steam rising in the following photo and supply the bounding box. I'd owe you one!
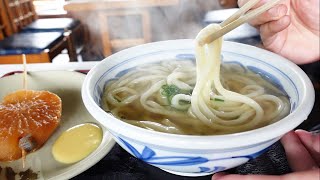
[76,0,222,59]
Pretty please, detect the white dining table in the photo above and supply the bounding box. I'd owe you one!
[0,61,99,77]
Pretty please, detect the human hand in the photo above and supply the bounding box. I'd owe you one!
[212,130,320,179]
[238,0,320,64]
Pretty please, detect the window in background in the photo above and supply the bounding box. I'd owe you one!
[33,0,66,16]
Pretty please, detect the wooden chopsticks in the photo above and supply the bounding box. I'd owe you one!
[198,0,282,45]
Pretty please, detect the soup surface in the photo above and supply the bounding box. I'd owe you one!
[101,60,290,135]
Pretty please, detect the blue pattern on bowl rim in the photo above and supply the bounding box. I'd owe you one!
[175,53,195,60]
[247,66,285,94]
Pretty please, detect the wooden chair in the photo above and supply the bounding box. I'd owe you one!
[98,9,151,56]
[0,1,12,39]
[3,0,83,61]
[0,0,71,64]
[4,0,37,32]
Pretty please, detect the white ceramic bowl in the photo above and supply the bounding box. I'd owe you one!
[82,40,315,177]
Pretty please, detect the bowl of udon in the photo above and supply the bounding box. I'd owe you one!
[82,34,314,176]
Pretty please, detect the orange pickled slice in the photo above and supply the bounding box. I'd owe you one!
[0,90,62,161]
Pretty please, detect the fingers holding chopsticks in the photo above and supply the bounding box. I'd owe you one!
[237,0,292,56]
[252,4,288,28]
[238,0,289,28]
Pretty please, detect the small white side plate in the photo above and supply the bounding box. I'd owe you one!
[0,71,115,180]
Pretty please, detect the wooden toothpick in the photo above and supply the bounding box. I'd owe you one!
[22,54,27,90]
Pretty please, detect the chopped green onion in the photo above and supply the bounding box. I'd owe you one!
[161,84,180,102]
[214,98,224,102]
[160,84,192,104]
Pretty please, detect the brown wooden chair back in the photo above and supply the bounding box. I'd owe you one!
[0,0,14,38]
[3,0,37,33]
[0,0,79,63]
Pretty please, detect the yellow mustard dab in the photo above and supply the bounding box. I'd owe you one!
[52,123,102,164]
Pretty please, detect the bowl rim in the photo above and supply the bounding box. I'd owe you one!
[82,39,315,150]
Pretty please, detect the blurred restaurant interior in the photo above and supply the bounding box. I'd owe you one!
[0,0,252,64]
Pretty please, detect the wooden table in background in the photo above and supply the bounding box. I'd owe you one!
[64,0,179,57]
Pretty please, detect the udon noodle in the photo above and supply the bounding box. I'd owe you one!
[101,24,290,135]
